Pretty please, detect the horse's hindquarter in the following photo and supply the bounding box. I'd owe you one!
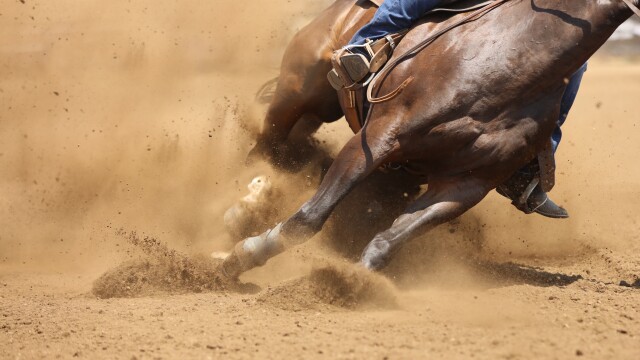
[292,0,378,56]
[369,0,606,179]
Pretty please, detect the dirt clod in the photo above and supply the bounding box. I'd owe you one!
[92,231,228,298]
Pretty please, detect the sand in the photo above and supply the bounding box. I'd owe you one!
[1,0,639,359]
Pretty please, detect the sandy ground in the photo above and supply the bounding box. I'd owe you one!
[1,1,640,359]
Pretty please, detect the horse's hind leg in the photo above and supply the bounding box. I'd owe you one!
[220,129,397,279]
[361,177,492,270]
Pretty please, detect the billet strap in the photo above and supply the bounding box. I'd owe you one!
[369,31,407,54]
[368,31,408,72]
[621,0,640,18]
[366,0,509,104]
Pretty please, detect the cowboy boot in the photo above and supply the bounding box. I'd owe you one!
[496,162,569,219]
[327,33,406,90]
[327,46,373,90]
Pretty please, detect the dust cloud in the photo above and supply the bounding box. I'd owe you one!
[1,0,639,288]
[0,0,334,273]
[1,1,640,359]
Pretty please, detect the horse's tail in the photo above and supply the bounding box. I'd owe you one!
[255,76,279,104]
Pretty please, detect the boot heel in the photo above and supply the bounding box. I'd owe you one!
[327,69,345,90]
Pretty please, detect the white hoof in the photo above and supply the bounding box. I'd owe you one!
[223,175,281,240]
[243,175,273,204]
[210,251,231,260]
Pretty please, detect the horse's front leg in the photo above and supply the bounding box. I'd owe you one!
[247,32,342,170]
[361,176,492,270]
[220,129,398,279]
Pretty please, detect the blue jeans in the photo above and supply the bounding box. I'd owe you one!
[349,0,586,153]
[554,63,587,153]
[349,0,444,45]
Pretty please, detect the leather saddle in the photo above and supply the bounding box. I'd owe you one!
[336,0,556,192]
[339,0,495,134]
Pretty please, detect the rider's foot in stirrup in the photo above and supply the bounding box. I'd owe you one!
[340,46,372,83]
[327,44,373,90]
[496,167,569,219]
[525,184,569,219]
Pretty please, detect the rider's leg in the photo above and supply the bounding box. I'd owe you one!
[349,0,444,46]
[498,63,587,219]
[329,0,444,88]
[552,62,588,153]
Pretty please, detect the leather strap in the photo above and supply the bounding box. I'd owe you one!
[368,31,408,72]
[339,89,364,132]
[368,0,494,14]
[621,0,640,18]
[428,1,495,14]
[367,0,509,104]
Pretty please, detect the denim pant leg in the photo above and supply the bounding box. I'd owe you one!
[552,62,588,153]
[349,0,444,45]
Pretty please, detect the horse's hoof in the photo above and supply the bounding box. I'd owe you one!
[360,239,391,271]
[210,251,231,260]
[216,251,244,281]
[244,175,273,203]
[224,175,280,239]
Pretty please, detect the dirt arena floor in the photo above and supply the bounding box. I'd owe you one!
[1,1,639,359]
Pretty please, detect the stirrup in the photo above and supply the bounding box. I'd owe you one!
[327,32,407,91]
[327,69,345,90]
[341,53,371,83]
[327,46,372,91]
[498,177,568,219]
[514,178,540,213]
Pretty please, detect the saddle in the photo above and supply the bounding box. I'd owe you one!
[334,0,496,133]
[333,0,557,193]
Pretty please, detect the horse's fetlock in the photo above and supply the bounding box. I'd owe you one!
[288,206,324,234]
[361,238,391,271]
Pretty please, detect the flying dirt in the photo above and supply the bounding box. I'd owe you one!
[1,0,639,359]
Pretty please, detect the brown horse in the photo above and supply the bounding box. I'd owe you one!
[219,0,639,278]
